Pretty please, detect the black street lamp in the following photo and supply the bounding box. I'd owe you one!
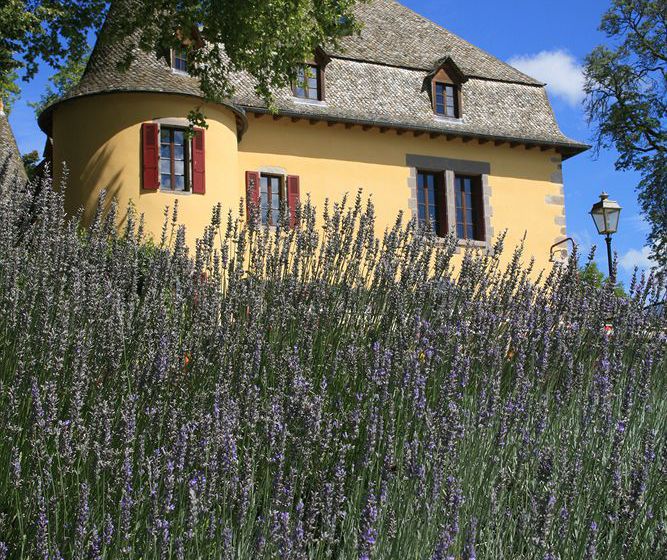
[590,192,622,279]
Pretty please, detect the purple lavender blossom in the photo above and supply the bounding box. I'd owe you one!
[463,518,477,560]
[358,487,379,560]
[0,169,664,558]
[585,521,598,560]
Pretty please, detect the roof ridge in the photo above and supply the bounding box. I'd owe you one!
[328,52,546,86]
[330,0,541,85]
[380,0,541,84]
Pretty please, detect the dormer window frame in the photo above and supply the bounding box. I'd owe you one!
[433,81,459,118]
[169,27,204,76]
[292,48,331,102]
[171,47,189,75]
[429,58,467,120]
[293,63,323,101]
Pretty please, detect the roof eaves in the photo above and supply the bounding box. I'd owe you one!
[242,105,590,158]
[38,89,249,140]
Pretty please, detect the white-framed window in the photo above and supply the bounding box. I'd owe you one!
[171,48,188,74]
[159,126,190,192]
[260,173,285,226]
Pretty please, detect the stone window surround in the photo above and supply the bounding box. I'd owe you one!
[406,154,493,250]
[255,166,290,231]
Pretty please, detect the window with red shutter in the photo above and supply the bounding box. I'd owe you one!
[191,128,205,194]
[158,127,188,191]
[141,123,159,190]
[260,174,282,226]
[471,177,486,241]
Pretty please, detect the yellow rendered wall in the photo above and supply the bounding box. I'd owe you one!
[238,116,566,274]
[52,94,567,273]
[51,93,240,247]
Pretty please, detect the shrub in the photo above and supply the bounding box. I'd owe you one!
[0,170,665,559]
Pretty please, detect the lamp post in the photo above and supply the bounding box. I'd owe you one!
[590,192,622,279]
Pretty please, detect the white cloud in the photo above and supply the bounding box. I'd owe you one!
[619,246,656,272]
[625,214,652,235]
[508,50,585,107]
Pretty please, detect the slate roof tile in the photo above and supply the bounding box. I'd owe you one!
[39,0,588,157]
[333,0,541,84]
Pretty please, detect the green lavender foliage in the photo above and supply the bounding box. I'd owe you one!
[0,167,665,559]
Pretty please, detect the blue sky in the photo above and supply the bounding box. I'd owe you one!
[7,0,656,285]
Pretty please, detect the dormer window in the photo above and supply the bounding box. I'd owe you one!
[434,82,459,118]
[294,64,321,101]
[292,49,330,102]
[171,48,188,74]
[428,57,466,119]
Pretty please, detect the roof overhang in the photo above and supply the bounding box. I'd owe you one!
[38,90,249,141]
[244,106,590,160]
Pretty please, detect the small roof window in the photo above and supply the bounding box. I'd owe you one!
[294,64,321,101]
[428,57,467,119]
[171,48,188,74]
[292,48,331,102]
[434,82,459,118]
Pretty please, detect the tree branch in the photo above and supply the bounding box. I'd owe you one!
[624,4,667,64]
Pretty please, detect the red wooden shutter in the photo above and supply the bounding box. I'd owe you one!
[245,171,260,220]
[141,123,159,190]
[287,175,300,228]
[191,127,205,194]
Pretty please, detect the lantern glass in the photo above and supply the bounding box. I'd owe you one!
[590,193,622,235]
[591,210,607,235]
[604,207,621,234]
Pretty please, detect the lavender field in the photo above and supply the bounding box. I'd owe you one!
[0,172,665,559]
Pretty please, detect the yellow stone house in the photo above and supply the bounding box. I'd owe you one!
[38,0,587,271]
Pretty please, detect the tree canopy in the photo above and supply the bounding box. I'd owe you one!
[584,0,666,271]
[0,0,105,111]
[0,0,362,112]
[579,260,626,297]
